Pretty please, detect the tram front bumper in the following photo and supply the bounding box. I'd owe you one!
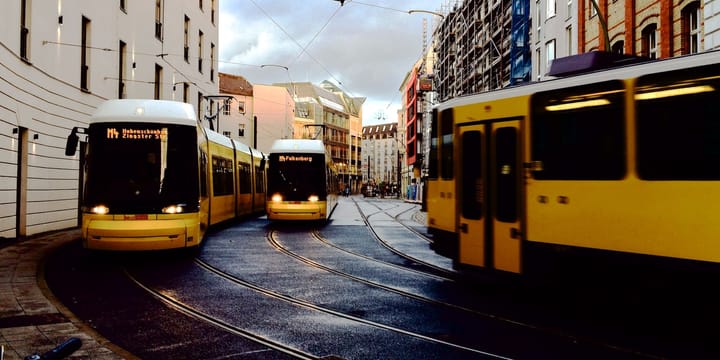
[267,204,324,220]
[84,219,190,250]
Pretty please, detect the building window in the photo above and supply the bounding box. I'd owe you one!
[155,0,163,40]
[238,101,246,114]
[183,82,189,103]
[222,101,231,115]
[611,40,624,54]
[81,16,91,92]
[536,48,542,80]
[536,0,542,36]
[20,0,30,60]
[210,43,215,82]
[198,30,204,73]
[120,0,126,12]
[547,0,557,18]
[566,25,572,55]
[184,15,190,62]
[642,24,657,59]
[198,92,204,121]
[118,40,127,98]
[682,2,701,55]
[545,39,556,69]
[154,64,163,100]
[567,0,572,19]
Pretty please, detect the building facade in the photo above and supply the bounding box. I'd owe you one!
[432,0,717,99]
[532,0,579,80]
[280,81,362,191]
[362,123,400,195]
[1,0,218,239]
[579,0,707,57]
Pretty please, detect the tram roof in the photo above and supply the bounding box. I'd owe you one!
[91,99,197,127]
[269,139,325,154]
[435,49,720,111]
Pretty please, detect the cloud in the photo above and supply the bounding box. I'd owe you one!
[219,0,447,125]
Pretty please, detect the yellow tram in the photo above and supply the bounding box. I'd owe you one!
[427,50,720,275]
[65,99,266,251]
[266,139,338,221]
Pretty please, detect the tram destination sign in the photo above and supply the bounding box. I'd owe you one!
[278,155,313,163]
[106,127,168,140]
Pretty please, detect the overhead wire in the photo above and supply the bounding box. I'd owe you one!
[247,0,354,97]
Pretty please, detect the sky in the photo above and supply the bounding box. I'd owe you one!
[218,0,451,126]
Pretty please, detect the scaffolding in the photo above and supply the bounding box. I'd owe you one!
[434,0,529,101]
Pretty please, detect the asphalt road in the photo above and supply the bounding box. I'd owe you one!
[44,198,720,359]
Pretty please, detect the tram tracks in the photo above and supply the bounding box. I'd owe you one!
[118,212,662,359]
[122,256,508,359]
[123,267,319,360]
[265,227,656,359]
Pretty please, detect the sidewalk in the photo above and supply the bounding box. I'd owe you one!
[0,230,130,360]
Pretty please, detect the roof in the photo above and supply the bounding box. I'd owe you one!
[362,122,397,136]
[91,99,197,126]
[269,139,326,154]
[219,73,254,96]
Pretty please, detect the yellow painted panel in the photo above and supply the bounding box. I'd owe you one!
[526,179,720,263]
[427,179,455,233]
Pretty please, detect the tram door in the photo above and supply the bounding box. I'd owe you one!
[458,120,522,273]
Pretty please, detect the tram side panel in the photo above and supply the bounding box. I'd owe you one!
[207,132,237,225]
[451,96,527,275]
[234,143,254,217]
[524,63,720,273]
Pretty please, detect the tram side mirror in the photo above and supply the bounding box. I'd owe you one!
[65,127,87,156]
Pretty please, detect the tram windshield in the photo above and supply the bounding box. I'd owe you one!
[268,153,327,201]
[82,123,199,214]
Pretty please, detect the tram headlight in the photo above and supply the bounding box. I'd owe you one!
[308,195,319,202]
[162,204,184,214]
[271,194,283,202]
[90,205,110,215]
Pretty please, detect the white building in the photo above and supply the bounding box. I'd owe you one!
[0,1,218,239]
[706,0,720,50]
[362,123,400,193]
[531,0,578,80]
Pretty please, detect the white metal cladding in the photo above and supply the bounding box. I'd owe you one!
[91,100,197,127]
[205,126,234,149]
[269,139,325,154]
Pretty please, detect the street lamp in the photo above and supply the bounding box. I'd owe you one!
[260,64,296,97]
[203,95,234,133]
[408,9,445,18]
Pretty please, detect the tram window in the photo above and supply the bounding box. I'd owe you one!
[255,166,265,193]
[636,64,720,180]
[531,80,626,180]
[462,131,483,220]
[495,127,518,223]
[441,109,454,180]
[212,156,233,196]
[200,151,208,197]
[238,162,251,194]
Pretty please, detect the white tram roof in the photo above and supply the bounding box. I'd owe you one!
[436,49,720,111]
[269,139,325,154]
[205,127,234,148]
[91,99,197,127]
